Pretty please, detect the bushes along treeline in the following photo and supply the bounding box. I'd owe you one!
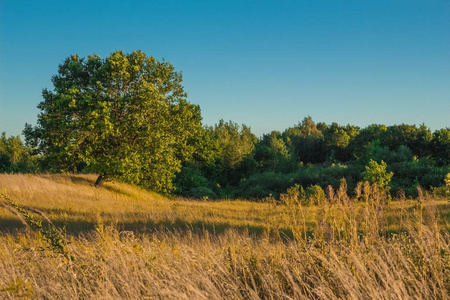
[174,117,450,200]
[2,117,449,200]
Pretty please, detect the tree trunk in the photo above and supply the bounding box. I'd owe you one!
[94,174,104,188]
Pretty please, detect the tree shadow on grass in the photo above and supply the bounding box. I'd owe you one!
[40,174,94,186]
[0,213,297,240]
[42,174,139,198]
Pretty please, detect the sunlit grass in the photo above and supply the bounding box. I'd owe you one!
[1,173,448,236]
[0,173,449,299]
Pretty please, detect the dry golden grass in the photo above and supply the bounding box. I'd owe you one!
[0,173,289,235]
[0,173,449,299]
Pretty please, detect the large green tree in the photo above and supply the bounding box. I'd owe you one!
[24,50,203,193]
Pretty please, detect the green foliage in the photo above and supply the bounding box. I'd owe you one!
[0,132,38,172]
[379,124,432,157]
[362,141,414,165]
[207,120,257,168]
[200,120,258,188]
[253,131,293,172]
[282,116,326,164]
[280,183,325,206]
[363,159,393,192]
[175,166,209,192]
[432,173,450,199]
[238,172,293,199]
[293,162,361,193]
[24,50,202,193]
[188,126,221,166]
[306,184,326,206]
[173,166,218,199]
[431,185,449,198]
[187,187,218,200]
[323,123,360,161]
[389,157,448,197]
[431,128,450,165]
[348,124,387,159]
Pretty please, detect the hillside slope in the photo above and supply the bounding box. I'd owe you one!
[0,174,287,235]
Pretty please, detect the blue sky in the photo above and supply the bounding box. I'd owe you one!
[1,0,449,137]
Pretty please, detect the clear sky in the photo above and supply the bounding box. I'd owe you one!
[1,0,449,137]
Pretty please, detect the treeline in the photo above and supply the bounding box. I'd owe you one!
[11,51,448,200]
[174,117,450,200]
[1,117,449,200]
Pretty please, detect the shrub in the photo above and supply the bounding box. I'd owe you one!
[238,172,293,199]
[363,159,393,202]
[174,166,210,196]
[188,187,218,200]
[363,160,393,191]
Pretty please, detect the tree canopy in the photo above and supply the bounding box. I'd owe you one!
[24,50,203,193]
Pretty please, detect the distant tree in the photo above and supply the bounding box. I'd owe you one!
[413,124,433,157]
[282,116,326,163]
[24,50,203,193]
[207,120,257,168]
[203,120,257,187]
[348,124,387,159]
[0,132,38,172]
[254,131,292,172]
[323,123,360,161]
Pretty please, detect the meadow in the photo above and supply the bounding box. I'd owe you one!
[0,173,449,299]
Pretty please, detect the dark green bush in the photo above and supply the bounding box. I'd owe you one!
[187,187,218,200]
[174,166,210,196]
[238,172,293,199]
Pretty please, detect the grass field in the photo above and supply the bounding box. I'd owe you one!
[0,173,449,299]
